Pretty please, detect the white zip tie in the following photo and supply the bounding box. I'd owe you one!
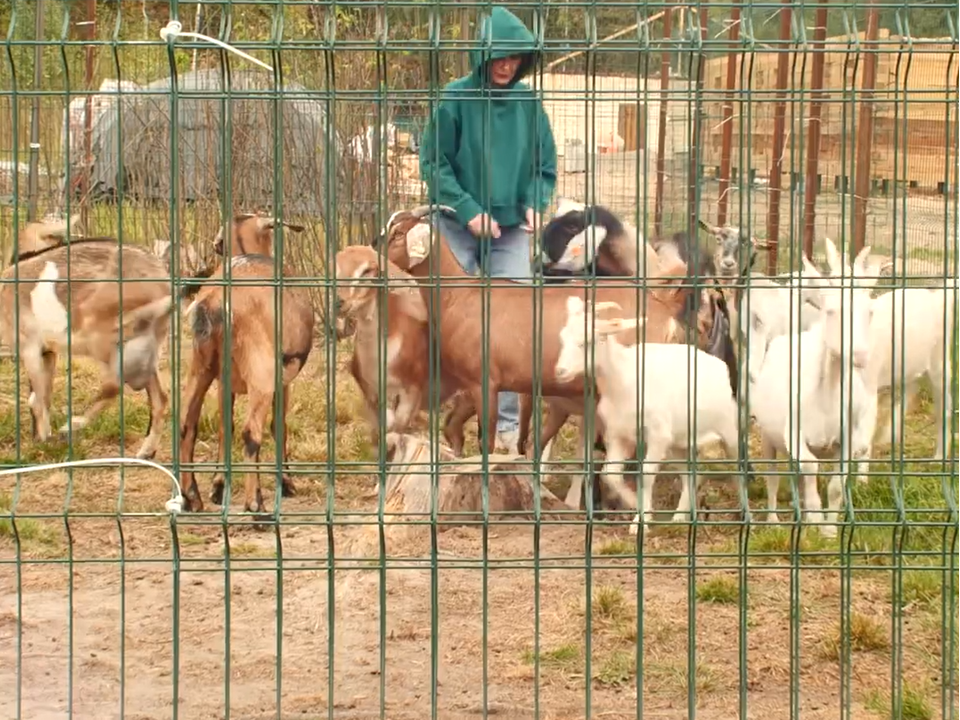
[0,457,184,515]
[159,20,274,73]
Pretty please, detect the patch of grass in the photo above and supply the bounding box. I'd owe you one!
[228,542,275,558]
[819,612,889,660]
[646,659,720,695]
[593,585,630,624]
[696,575,739,605]
[593,650,634,687]
[898,568,945,609]
[746,525,837,565]
[861,682,934,720]
[595,537,635,556]
[521,643,582,673]
[178,532,207,547]
[0,492,58,549]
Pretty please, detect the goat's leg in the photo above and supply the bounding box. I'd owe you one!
[930,368,949,460]
[825,396,877,536]
[792,441,824,532]
[22,345,54,442]
[471,386,500,456]
[270,385,296,498]
[134,370,168,460]
[179,363,218,513]
[240,389,273,517]
[760,436,781,523]
[58,376,119,440]
[671,452,703,523]
[623,436,663,537]
[210,387,236,506]
[442,393,473,457]
[517,394,534,456]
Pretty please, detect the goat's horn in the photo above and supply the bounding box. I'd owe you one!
[408,204,456,219]
[591,300,624,313]
[697,218,715,234]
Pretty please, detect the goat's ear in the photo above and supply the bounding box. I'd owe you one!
[822,237,844,276]
[800,254,822,279]
[596,316,644,337]
[852,244,872,275]
[405,222,432,262]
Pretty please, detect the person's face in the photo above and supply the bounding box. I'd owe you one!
[489,55,521,86]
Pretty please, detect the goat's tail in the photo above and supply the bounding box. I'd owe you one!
[122,295,175,335]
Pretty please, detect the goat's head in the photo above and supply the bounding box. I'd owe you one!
[212,214,305,258]
[802,238,878,369]
[555,296,645,383]
[698,219,756,281]
[372,204,455,271]
[12,214,82,265]
[334,245,382,318]
[540,203,628,276]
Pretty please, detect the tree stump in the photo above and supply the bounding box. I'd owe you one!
[380,432,570,524]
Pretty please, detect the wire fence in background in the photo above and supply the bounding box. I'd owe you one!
[0,1,957,719]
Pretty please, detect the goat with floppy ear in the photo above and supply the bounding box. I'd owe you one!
[179,213,314,518]
[212,214,306,257]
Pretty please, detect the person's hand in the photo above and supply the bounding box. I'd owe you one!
[467,213,501,239]
[524,207,542,233]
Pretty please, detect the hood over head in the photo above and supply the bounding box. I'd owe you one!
[469,7,539,88]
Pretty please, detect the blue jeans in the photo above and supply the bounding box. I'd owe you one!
[435,213,532,433]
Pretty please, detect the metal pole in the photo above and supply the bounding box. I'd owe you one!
[654,10,672,238]
[853,2,880,254]
[26,0,44,222]
[802,1,829,259]
[687,3,709,235]
[81,0,96,229]
[766,0,792,274]
[717,2,742,226]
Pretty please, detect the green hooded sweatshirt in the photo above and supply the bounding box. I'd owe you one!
[419,7,558,228]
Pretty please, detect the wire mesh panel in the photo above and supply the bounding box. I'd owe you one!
[0,1,957,719]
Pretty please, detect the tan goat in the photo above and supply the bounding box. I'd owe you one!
[179,214,313,516]
[335,245,445,442]
[1,218,174,458]
[375,205,692,458]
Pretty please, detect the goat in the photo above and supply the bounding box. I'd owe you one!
[868,283,957,459]
[540,198,660,278]
[751,238,880,538]
[335,245,456,443]
[555,296,748,535]
[0,221,174,458]
[179,214,314,516]
[8,214,82,265]
[519,211,740,509]
[374,204,692,458]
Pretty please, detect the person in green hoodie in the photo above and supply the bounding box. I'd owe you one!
[419,6,558,453]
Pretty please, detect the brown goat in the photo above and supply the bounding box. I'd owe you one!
[179,215,314,516]
[336,246,429,436]
[0,222,174,458]
[375,205,692,457]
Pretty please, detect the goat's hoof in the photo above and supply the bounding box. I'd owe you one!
[136,447,157,461]
[209,480,225,506]
[671,512,692,524]
[766,513,781,524]
[280,475,297,498]
[819,524,838,540]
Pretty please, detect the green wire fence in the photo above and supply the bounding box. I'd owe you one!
[0,1,957,719]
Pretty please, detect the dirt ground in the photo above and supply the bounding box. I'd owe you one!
[0,456,950,720]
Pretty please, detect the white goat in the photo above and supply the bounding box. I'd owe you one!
[555,296,747,536]
[868,283,957,459]
[737,270,822,387]
[751,239,880,538]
